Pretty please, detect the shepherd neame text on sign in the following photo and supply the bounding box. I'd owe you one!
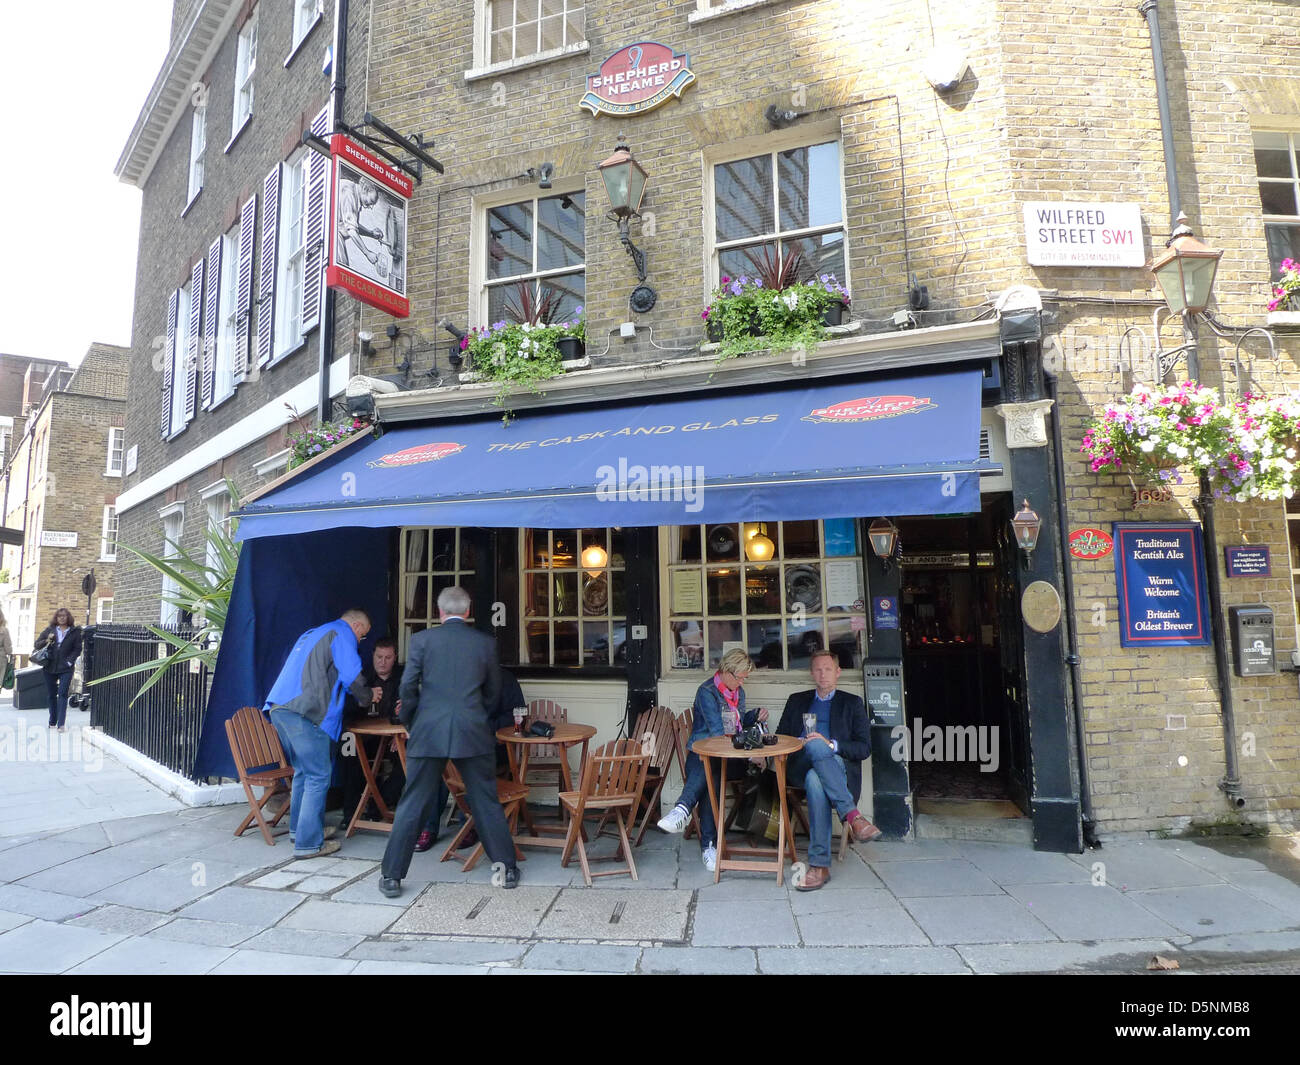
[1023,201,1145,267]
[1113,523,1210,647]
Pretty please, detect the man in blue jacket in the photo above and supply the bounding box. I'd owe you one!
[776,649,881,890]
[265,609,377,858]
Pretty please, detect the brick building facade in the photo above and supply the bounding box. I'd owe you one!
[0,344,127,655]
[129,0,1300,845]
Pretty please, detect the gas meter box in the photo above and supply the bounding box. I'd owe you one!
[1228,606,1275,677]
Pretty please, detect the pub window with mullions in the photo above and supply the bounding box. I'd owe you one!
[521,528,626,668]
[665,520,866,673]
[398,528,478,659]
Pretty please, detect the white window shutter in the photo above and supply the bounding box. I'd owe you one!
[202,236,221,409]
[185,257,204,424]
[257,164,282,367]
[161,289,178,438]
[301,105,331,333]
[234,194,257,381]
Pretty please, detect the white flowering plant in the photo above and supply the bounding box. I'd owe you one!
[463,320,567,417]
[703,272,851,363]
[1210,393,1300,501]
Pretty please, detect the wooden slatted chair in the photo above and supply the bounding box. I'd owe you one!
[226,706,294,845]
[439,761,528,871]
[628,706,679,846]
[675,707,747,838]
[523,698,570,794]
[559,739,650,886]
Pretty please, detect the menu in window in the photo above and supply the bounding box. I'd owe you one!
[825,559,863,610]
[671,569,704,614]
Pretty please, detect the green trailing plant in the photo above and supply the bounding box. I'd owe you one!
[286,411,372,471]
[702,272,851,363]
[89,479,242,704]
[464,320,569,420]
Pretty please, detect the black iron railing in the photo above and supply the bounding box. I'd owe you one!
[83,624,210,782]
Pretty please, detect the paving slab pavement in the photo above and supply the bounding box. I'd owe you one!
[3,722,1300,973]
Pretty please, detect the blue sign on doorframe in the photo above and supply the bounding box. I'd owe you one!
[1113,523,1210,648]
[873,596,899,631]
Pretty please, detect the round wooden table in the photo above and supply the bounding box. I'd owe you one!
[342,719,408,837]
[692,734,804,884]
[496,722,598,848]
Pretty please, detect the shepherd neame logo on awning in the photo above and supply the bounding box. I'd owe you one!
[803,395,936,423]
[366,442,465,469]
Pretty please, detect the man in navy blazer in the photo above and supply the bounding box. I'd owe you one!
[777,649,881,890]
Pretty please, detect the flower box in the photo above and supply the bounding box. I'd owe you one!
[557,336,585,360]
[821,299,847,327]
[1267,310,1300,331]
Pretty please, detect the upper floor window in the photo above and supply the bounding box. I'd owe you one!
[486,0,585,66]
[100,506,119,562]
[482,191,585,325]
[711,140,846,288]
[106,427,125,476]
[1255,131,1300,279]
[292,0,322,51]
[171,283,192,436]
[161,509,184,627]
[187,104,206,204]
[232,10,258,136]
[214,222,240,404]
[275,152,310,358]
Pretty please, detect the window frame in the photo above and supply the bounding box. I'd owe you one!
[231,9,258,140]
[659,520,867,677]
[214,223,241,406]
[100,505,119,563]
[472,183,587,329]
[96,597,114,625]
[186,103,206,206]
[518,527,626,669]
[105,427,125,477]
[204,489,230,583]
[468,0,589,79]
[702,127,850,303]
[397,527,481,661]
[160,507,185,627]
[1255,129,1300,280]
[290,0,322,54]
[273,152,310,361]
[169,283,192,439]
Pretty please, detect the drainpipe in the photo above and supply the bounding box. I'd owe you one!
[1045,370,1100,845]
[1141,0,1242,807]
[318,0,350,423]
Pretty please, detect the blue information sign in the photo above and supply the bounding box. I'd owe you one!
[873,596,899,631]
[1224,545,1271,578]
[1113,523,1210,647]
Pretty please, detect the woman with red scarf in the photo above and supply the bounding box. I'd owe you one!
[657,648,764,872]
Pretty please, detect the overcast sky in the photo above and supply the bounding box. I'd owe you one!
[0,1,174,366]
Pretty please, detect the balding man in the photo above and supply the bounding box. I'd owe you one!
[380,587,519,896]
[265,609,376,859]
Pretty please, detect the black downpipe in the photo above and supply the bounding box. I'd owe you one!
[1045,371,1099,846]
[1195,476,1245,805]
[1139,0,1181,230]
[318,0,350,423]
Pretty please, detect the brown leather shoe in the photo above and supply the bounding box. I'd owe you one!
[798,865,830,891]
[849,814,883,843]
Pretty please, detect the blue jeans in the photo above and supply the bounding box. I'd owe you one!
[270,709,336,855]
[789,739,856,868]
[673,753,744,850]
[45,670,72,727]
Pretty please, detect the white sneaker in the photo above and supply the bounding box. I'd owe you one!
[657,805,690,834]
[702,845,718,872]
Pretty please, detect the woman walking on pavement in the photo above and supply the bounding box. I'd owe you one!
[35,607,81,731]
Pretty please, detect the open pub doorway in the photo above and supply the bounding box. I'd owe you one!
[897,496,1031,834]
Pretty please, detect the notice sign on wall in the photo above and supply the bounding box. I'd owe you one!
[1022,201,1145,267]
[1113,523,1210,647]
[326,134,413,318]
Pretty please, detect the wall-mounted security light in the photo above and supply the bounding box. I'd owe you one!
[358,330,374,358]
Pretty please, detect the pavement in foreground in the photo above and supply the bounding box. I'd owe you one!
[3,710,1300,975]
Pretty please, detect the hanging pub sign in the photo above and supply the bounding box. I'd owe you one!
[580,42,696,117]
[1113,522,1210,648]
[326,134,413,318]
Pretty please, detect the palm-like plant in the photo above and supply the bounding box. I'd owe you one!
[89,480,241,703]
[744,244,806,290]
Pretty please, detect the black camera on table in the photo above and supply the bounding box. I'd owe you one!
[730,709,778,751]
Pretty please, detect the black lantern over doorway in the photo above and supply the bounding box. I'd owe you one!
[597,134,656,313]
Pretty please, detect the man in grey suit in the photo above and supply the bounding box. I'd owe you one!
[379,586,519,896]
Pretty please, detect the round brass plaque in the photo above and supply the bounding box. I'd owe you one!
[1021,581,1063,634]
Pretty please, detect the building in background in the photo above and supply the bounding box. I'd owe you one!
[0,344,127,654]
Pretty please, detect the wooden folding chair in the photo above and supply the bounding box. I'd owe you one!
[523,698,569,796]
[439,761,528,871]
[560,739,650,886]
[676,707,746,838]
[786,782,852,862]
[225,706,294,845]
[628,706,679,845]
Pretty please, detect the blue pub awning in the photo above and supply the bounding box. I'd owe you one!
[235,369,990,538]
